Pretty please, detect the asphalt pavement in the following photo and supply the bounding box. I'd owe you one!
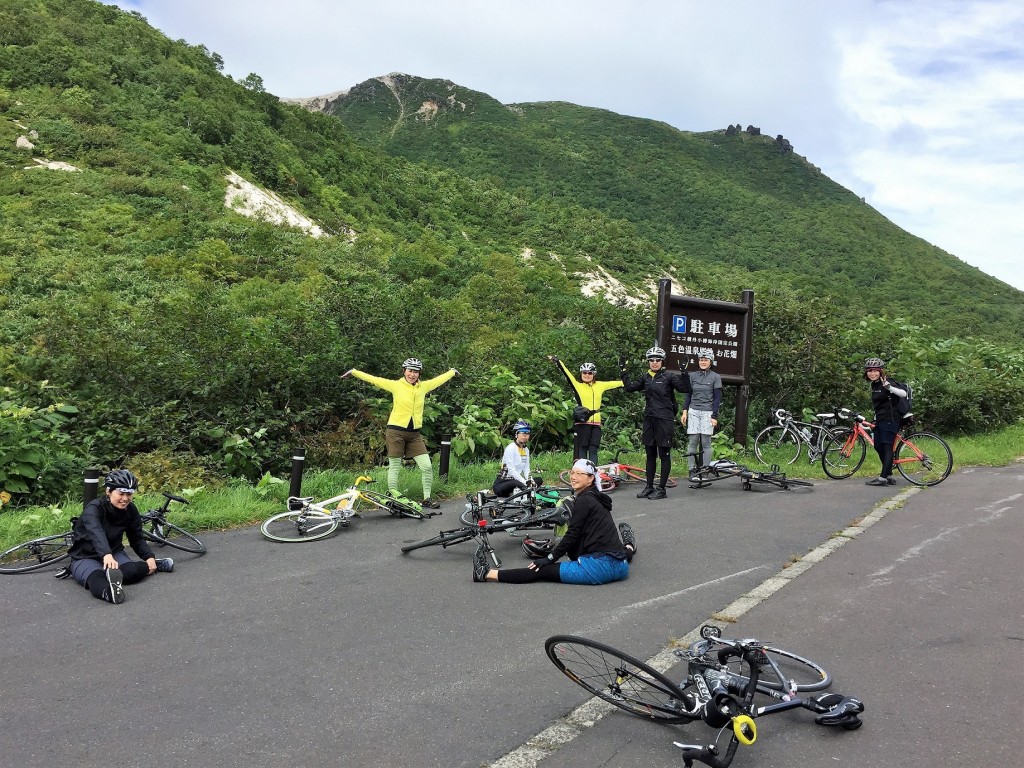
[2,463,1021,768]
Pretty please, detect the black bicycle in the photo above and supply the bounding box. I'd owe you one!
[546,625,863,767]
[688,460,814,492]
[457,484,566,527]
[0,492,205,574]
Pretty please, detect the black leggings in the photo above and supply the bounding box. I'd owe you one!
[645,445,672,488]
[496,562,562,583]
[84,560,148,599]
[493,478,528,497]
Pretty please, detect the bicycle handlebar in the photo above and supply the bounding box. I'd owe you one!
[773,408,790,423]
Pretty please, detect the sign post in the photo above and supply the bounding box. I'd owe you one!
[656,280,754,445]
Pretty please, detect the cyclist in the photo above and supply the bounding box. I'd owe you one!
[343,358,457,509]
[68,470,173,605]
[863,357,908,487]
[621,345,691,500]
[681,348,722,480]
[493,419,539,497]
[473,459,631,584]
[548,356,623,463]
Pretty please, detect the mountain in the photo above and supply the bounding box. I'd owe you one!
[316,73,1024,340]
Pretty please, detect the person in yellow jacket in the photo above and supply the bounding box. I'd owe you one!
[548,355,623,464]
[342,358,458,509]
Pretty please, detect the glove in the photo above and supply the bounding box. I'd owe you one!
[532,557,553,568]
[546,355,559,364]
[618,352,627,369]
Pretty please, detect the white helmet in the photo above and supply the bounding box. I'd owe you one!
[579,362,597,374]
[697,348,714,360]
[402,357,423,371]
[645,346,666,360]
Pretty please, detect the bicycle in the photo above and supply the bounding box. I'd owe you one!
[558,448,678,491]
[752,408,840,466]
[0,492,206,574]
[688,460,814,492]
[820,408,953,486]
[457,484,566,527]
[260,475,432,542]
[546,624,863,768]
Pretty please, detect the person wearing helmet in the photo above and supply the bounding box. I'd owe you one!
[681,348,723,480]
[621,345,691,500]
[67,470,174,604]
[343,358,458,509]
[547,355,623,464]
[493,420,538,497]
[863,357,908,487]
[473,458,632,584]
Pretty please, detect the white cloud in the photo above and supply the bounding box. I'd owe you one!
[111,0,1024,289]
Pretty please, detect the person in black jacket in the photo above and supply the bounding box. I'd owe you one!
[863,357,909,487]
[473,459,632,584]
[68,469,173,604]
[622,345,691,499]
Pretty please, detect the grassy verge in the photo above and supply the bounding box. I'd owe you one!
[2,424,1021,554]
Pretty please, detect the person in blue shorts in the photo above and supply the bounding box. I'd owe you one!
[472,459,634,585]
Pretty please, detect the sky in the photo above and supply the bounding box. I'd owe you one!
[111,0,1024,291]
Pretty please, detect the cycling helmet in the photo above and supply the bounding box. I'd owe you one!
[104,469,139,492]
[579,362,597,374]
[402,357,423,371]
[522,537,555,557]
[864,357,884,370]
[645,346,666,360]
[697,348,714,360]
[513,419,531,434]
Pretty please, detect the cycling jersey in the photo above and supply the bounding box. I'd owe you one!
[350,369,456,430]
[556,359,623,425]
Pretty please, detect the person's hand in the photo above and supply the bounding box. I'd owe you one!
[452,369,460,376]
[102,554,118,570]
[711,417,718,429]
[340,369,352,379]
[528,558,550,570]
[146,557,157,575]
[618,352,627,369]
[546,355,559,363]
[680,412,688,424]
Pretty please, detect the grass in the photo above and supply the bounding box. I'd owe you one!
[2,424,1022,554]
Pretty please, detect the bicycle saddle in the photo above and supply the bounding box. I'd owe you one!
[813,695,864,728]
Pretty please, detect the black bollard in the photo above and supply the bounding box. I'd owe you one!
[438,436,451,481]
[83,467,99,509]
[289,448,306,499]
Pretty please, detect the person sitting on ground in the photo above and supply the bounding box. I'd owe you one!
[343,357,458,509]
[68,469,174,605]
[494,419,538,497]
[473,459,634,584]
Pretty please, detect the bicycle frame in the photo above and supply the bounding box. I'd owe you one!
[755,409,838,464]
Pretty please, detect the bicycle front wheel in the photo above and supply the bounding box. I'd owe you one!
[545,635,697,723]
[696,644,832,693]
[821,428,867,479]
[896,432,953,486]
[142,519,207,554]
[0,533,72,574]
[753,425,801,465]
[260,510,340,542]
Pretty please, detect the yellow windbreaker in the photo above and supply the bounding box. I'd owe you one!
[350,369,457,430]
[556,359,623,425]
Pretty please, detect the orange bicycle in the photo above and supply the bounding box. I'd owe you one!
[820,408,952,486]
[559,448,677,492]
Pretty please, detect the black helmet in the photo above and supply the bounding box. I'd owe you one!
[522,537,555,557]
[104,469,139,491]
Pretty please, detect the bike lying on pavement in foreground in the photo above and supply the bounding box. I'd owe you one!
[546,624,863,767]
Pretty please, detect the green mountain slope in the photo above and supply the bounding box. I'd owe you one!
[325,75,1024,340]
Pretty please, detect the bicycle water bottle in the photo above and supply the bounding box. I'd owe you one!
[800,428,812,442]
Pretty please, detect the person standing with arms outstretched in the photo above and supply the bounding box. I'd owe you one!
[681,348,723,480]
[621,345,691,500]
[548,356,623,464]
[343,358,457,509]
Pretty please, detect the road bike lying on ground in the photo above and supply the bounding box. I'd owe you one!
[558,448,677,492]
[0,492,206,574]
[457,484,566,527]
[260,475,433,543]
[687,460,814,492]
[753,409,840,466]
[821,408,953,486]
[546,624,863,767]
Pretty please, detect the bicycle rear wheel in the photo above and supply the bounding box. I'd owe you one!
[0,533,72,574]
[400,528,477,553]
[619,465,677,488]
[260,510,341,542]
[142,519,207,554]
[545,635,697,723]
[821,428,867,479]
[753,425,801,465]
[362,490,424,519]
[896,432,953,486]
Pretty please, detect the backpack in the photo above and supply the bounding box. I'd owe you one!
[892,380,913,421]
